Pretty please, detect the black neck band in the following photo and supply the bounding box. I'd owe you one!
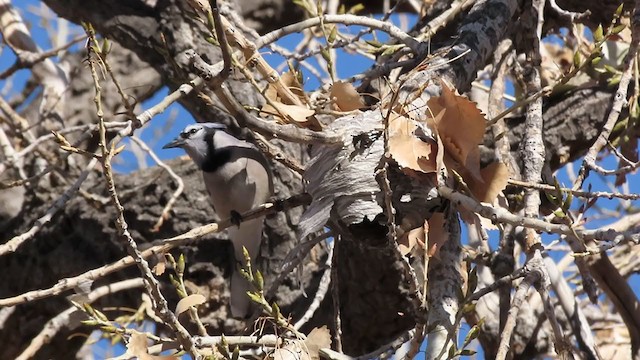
[201,132,232,173]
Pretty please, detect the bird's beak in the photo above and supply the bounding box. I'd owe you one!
[162,137,185,149]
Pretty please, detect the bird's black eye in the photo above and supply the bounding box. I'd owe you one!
[189,128,199,135]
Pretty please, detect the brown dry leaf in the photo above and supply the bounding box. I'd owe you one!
[388,113,438,174]
[271,326,331,360]
[541,43,573,85]
[280,71,306,99]
[264,71,304,103]
[398,221,428,256]
[152,261,165,276]
[469,162,510,203]
[185,0,211,15]
[460,162,509,226]
[426,110,447,176]
[108,332,178,360]
[595,321,631,359]
[271,341,309,360]
[330,81,365,111]
[427,212,448,258]
[152,255,166,276]
[261,102,316,125]
[174,293,206,316]
[428,81,486,180]
[305,326,332,360]
[261,71,322,130]
[615,133,638,186]
[458,205,476,226]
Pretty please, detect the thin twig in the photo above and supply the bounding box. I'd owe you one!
[252,132,304,176]
[0,35,85,80]
[15,278,145,360]
[468,267,527,302]
[573,6,640,190]
[331,235,343,353]
[548,0,591,22]
[508,178,640,200]
[193,334,279,347]
[84,27,199,356]
[293,240,333,330]
[438,186,640,246]
[418,0,476,39]
[188,51,341,144]
[355,328,416,360]
[0,157,98,255]
[128,136,185,232]
[256,15,421,54]
[535,261,569,357]
[265,231,332,301]
[495,260,542,360]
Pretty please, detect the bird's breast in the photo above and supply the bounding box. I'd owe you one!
[202,157,270,219]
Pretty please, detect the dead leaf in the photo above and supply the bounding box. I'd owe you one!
[398,221,428,256]
[281,71,305,98]
[459,162,509,226]
[541,43,573,86]
[425,111,447,177]
[271,344,308,360]
[615,135,638,186]
[261,71,321,129]
[270,326,331,360]
[388,113,438,174]
[427,212,448,258]
[427,81,486,181]
[152,256,166,276]
[261,102,316,125]
[469,162,510,203]
[126,333,150,359]
[264,71,304,103]
[185,0,211,15]
[305,326,332,360]
[108,332,178,360]
[174,293,206,316]
[330,81,365,111]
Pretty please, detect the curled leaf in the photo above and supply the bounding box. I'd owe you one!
[427,81,486,181]
[388,113,438,174]
[152,258,166,276]
[330,81,364,111]
[427,212,448,258]
[305,326,332,360]
[174,293,206,316]
[468,162,510,204]
[108,332,179,360]
[262,102,316,124]
[398,220,428,256]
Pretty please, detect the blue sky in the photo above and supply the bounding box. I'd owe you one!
[5,1,640,358]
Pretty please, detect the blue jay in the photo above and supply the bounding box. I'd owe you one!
[163,123,273,318]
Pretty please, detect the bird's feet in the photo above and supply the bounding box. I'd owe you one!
[230,210,243,226]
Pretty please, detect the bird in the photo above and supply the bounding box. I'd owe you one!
[163,123,273,318]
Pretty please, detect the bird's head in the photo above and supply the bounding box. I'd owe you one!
[163,123,226,166]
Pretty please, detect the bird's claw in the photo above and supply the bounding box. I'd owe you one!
[230,210,243,226]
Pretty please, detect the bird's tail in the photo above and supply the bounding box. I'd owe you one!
[229,217,264,319]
